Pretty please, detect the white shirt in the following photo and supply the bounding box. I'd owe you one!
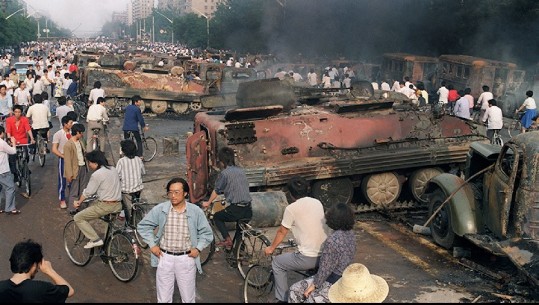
[13,88,31,106]
[33,79,44,95]
[26,103,52,129]
[88,88,105,105]
[371,82,379,90]
[523,97,536,110]
[307,72,318,86]
[437,86,449,103]
[381,82,391,91]
[477,91,494,110]
[281,197,329,257]
[0,138,16,174]
[86,103,109,122]
[482,105,503,130]
[0,80,15,95]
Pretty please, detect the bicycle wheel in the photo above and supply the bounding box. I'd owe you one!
[89,137,99,152]
[243,264,274,303]
[236,233,271,279]
[494,136,504,146]
[107,232,139,282]
[508,120,521,138]
[200,240,216,266]
[38,139,46,167]
[22,160,31,196]
[142,137,157,162]
[131,205,148,249]
[63,220,93,266]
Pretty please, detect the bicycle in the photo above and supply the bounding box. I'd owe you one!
[63,196,141,282]
[14,143,31,197]
[71,93,88,120]
[199,199,271,279]
[243,239,317,303]
[125,196,156,249]
[508,111,524,138]
[32,130,48,167]
[491,129,503,146]
[125,130,157,162]
[87,123,107,152]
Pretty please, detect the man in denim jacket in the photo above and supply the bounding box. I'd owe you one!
[137,177,213,303]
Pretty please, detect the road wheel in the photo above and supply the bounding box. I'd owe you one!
[361,172,401,206]
[172,103,189,114]
[409,168,443,204]
[189,102,202,111]
[150,101,167,114]
[311,178,354,209]
[428,188,457,249]
[138,100,146,113]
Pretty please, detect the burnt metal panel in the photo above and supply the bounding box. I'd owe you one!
[186,131,209,204]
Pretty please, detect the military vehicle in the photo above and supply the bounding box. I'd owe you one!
[424,131,539,289]
[186,79,488,210]
[78,57,264,115]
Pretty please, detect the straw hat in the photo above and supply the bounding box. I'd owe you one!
[328,263,389,303]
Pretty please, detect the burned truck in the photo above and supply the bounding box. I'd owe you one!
[186,79,488,211]
[78,57,263,115]
[424,132,539,289]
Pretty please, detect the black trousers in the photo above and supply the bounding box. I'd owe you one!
[214,204,253,240]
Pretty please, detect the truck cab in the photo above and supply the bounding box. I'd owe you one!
[424,131,539,288]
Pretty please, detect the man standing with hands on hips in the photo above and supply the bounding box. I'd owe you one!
[137,177,213,303]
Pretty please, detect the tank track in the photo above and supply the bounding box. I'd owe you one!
[352,200,427,214]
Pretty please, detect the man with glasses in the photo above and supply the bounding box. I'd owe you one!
[137,177,213,303]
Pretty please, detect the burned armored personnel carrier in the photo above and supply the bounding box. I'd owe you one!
[186,79,488,211]
[78,56,263,115]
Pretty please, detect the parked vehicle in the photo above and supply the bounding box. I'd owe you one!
[424,132,539,288]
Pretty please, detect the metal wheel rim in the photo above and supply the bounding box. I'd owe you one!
[150,101,168,114]
[362,172,401,206]
[410,168,442,203]
[172,103,189,114]
[189,102,202,111]
[63,220,93,266]
[142,137,157,162]
[243,265,274,303]
[236,235,267,279]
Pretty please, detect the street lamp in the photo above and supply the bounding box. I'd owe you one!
[191,8,209,49]
[154,11,173,44]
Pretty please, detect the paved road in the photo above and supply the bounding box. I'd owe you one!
[0,114,534,303]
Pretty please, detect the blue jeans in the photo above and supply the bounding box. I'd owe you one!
[0,171,16,212]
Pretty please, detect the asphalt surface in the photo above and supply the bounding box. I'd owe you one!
[0,113,536,303]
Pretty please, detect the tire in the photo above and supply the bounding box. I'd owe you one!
[236,233,271,279]
[508,120,521,138]
[142,137,157,162]
[63,220,93,266]
[131,206,148,249]
[243,264,274,303]
[107,232,139,282]
[200,240,216,266]
[494,136,503,146]
[428,188,458,249]
[89,137,99,152]
[22,161,31,196]
[38,139,46,167]
[311,177,354,210]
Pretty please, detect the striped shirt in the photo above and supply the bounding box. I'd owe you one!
[116,156,145,193]
[160,206,191,252]
[214,166,252,204]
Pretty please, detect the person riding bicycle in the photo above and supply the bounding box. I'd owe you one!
[87,80,105,106]
[482,99,503,143]
[264,176,329,303]
[123,95,148,158]
[5,105,35,191]
[73,150,122,249]
[85,96,108,152]
[116,139,145,221]
[288,203,356,303]
[26,94,51,154]
[201,146,252,250]
[515,90,537,133]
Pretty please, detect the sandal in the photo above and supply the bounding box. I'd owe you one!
[8,210,21,215]
[0,210,4,214]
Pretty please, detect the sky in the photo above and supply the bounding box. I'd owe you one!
[24,0,135,37]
